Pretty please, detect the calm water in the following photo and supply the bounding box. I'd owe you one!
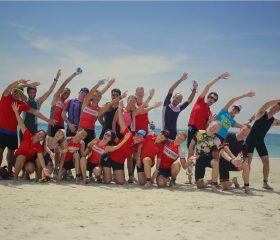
[40,123,280,158]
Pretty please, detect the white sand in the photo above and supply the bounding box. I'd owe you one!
[0,156,280,240]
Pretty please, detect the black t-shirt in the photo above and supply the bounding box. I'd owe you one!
[224,133,246,156]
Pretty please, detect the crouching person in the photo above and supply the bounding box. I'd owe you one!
[57,129,87,183]
[188,121,239,193]
[156,131,192,188]
[11,103,47,180]
[220,125,251,194]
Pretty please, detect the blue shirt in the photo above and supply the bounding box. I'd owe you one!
[217,109,236,138]
[162,93,189,140]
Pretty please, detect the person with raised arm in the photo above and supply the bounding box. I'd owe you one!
[246,99,280,190]
[48,69,81,137]
[0,79,56,175]
[162,72,197,140]
[187,72,230,147]
[101,100,146,185]
[78,78,118,146]
[216,91,255,142]
[11,103,47,181]
[20,70,61,141]
[80,130,131,184]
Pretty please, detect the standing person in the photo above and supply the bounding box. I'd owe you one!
[187,72,230,147]
[188,120,240,193]
[101,101,146,185]
[48,69,81,137]
[11,103,47,181]
[219,125,252,194]
[246,99,280,190]
[133,87,149,132]
[20,70,61,141]
[78,79,117,146]
[162,72,197,140]
[216,91,255,142]
[98,88,122,139]
[0,80,55,174]
[155,131,194,188]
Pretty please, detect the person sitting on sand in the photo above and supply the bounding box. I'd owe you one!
[219,125,251,194]
[56,129,87,183]
[11,103,48,181]
[188,120,242,193]
[155,131,195,188]
[246,99,280,190]
[80,130,131,185]
[136,130,169,187]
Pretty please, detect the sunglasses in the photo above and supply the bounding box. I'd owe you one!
[104,131,112,137]
[208,96,218,102]
[135,133,144,140]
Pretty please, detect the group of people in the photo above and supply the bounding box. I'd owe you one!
[0,68,279,194]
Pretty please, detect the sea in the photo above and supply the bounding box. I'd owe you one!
[39,123,280,158]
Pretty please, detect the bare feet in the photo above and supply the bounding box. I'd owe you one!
[144,181,152,188]
[128,176,137,184]
[263,182,273,190]
[232,177,240,188]
[244,186,252,194]
[211,184,219,193]
[169,179,176,188]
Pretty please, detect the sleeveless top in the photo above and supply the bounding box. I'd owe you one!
[23,98,40,134]
[79,103,100,130]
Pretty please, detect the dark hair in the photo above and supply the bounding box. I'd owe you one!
[160,130,169,139]
[105,130,117,146]
[111,88,121,96]
[277,102,280,106]
[207,92,219,100]
[64,88,71,92]
[27,87,37,93]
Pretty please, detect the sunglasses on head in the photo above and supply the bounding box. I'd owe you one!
[208,95,218,102]
[104,131,112,137]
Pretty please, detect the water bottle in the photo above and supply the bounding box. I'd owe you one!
[76,67,83,74]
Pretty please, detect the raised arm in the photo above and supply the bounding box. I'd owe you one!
[51,70,79,106]
[223,91,255,111]
[11,102,27,133]
[105,132,132,153]
[2,79,30,97]
[256,99,280,120]
[134,88,155,115]
[118,100,127,132]
[82,80,103,109]
[28,108,56,126]
[38,70,61,106]
[100,78,116,95]
[272,118,280,127]
[186,80,198,104]
[200,72,230,98]
[136,101,162,115]
[168,72,188,94]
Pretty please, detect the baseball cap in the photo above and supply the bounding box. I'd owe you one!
[136,130,147,138]
[80,87,89,95]
[233,104,242,112]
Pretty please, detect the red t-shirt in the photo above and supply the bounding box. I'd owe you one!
[109,128,137,163]
[0,95,31,133]
[64,140,82,162]
[188,96,211,130]
[140,133,164,163]
[159,141,185,169]
[53,99,65,127]
[134,112,149,132]
[79,103,100,130]
[89,140,106,165]
[14,130,43,159]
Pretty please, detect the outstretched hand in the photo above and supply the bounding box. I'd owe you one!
[246,91,255,98]
[192,80,198,91]
[180,72,188,81]
[149,88,155,98]
[153,101,162,108]
[28,81,41,88]
[219,72,230,80]
[55,69,61,80]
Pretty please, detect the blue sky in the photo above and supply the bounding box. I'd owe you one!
[1,1,280,133]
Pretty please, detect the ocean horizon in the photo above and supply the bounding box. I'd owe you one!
[39,123,280,158]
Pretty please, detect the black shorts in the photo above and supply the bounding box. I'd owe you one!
[216,134,224,144]
[246,138,268,157]
[101,154,124,171]
[0,132,18,150]
[87,162,99,172]
[49,125,64,137]
[195,155,214,181]
[44,153,54,166]
[63,161,75,170]
[137,164,144,173]
[12,155,36,166]
[84,128,96,146]
[219,158,239,181]
[66,128,77,137]
[158,168,172,178]
[187,125,198,148]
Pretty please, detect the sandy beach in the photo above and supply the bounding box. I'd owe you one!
[0,156,280,240]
